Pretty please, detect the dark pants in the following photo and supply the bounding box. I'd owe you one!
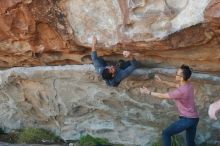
[162,117,199,146]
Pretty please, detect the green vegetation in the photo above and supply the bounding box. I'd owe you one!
[171,135,183,146]
[0,128,4,134]
[79,134,124,146]
[16,128,61,144]
[79,134,110,146]
[151,135,183,146]
[0,128,18,143]
[1,129,218,146]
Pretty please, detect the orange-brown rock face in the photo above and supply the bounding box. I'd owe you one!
[0,0,82,67]
[205,0,220,23]
[0,0,220,73]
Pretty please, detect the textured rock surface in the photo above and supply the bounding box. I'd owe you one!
[0,0,219,72]
[0,0,220,145]
[0,65,219,145]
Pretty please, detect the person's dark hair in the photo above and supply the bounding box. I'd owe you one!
[102,68,113,80]
[180,64,192,81]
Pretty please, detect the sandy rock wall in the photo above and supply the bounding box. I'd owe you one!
[0,0,220,145]
[0,66,219,145]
